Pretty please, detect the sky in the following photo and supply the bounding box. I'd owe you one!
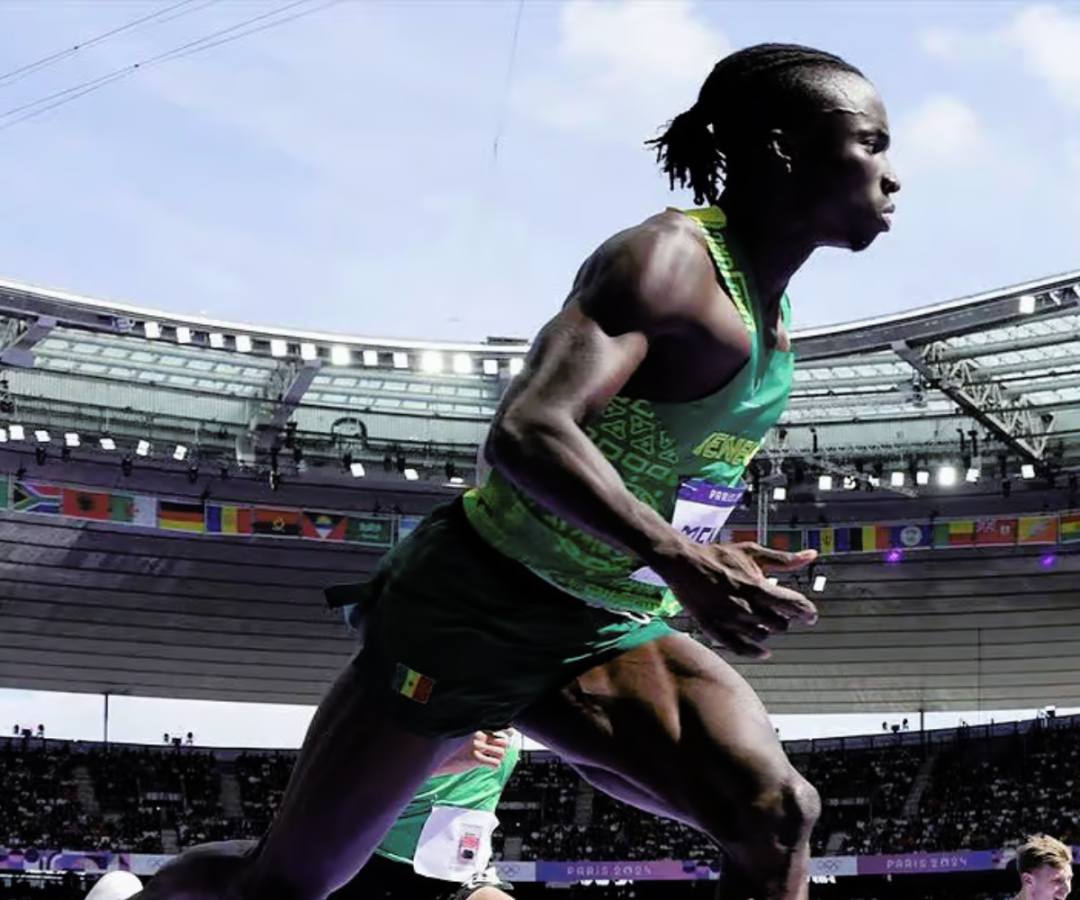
[1,687,1073,751]
[1,0,1080,747]
[0,0,1079,345]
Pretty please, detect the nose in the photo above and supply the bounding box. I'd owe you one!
[883,162,901,195]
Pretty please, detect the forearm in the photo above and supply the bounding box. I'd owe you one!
[488,416,684,566]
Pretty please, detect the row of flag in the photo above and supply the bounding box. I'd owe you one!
[7,475,1080,556]
[728,514,1079,556]
[8,479,395,547]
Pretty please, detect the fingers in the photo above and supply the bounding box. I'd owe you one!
[748,606,793,634]
[753,582,819,625]
[470,731,508,768]
[737,544,818,572]
[474,731,510,750]
[719,630,772,660]
[714,584,817,654]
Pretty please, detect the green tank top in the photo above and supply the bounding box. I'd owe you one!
[462,206,795,616]
[376,731,522,864]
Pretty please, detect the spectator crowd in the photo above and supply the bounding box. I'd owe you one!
[0,717,1076,868]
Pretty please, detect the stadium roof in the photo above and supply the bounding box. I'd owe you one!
[1,268,1079,488]
[1,271,1080,716]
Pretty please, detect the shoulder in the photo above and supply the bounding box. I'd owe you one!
[572,210,718,331]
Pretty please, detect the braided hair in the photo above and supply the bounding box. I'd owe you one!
[647,43,865,206]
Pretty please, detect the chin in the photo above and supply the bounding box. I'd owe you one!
[845,229,882,252]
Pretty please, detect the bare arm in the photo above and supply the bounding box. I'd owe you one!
[486,218,711,567]
[486,216,818,656]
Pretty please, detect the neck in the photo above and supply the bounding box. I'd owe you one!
[717,187,817,312]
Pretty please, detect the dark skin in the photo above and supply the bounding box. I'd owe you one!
[492,72,896,659]
[125,70,899,900]
[498,71,899,900]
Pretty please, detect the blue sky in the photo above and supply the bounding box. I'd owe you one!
[1,1,1079,745]
[1,0,1079,344]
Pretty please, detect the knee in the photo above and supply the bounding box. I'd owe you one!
[751,770,820,849]
[461,889,513,900]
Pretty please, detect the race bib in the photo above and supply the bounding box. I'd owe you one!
[412,806,499,882]
[630,480,743,588]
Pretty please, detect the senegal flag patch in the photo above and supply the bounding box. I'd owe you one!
[392,663,435,704]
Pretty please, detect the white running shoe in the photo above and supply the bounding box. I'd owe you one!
[85,870,144,900]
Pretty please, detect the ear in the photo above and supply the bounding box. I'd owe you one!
[766,127,795,174]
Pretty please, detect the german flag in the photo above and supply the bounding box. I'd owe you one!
[158,499,205,533]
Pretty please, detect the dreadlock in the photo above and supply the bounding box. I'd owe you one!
[647,44,865,206]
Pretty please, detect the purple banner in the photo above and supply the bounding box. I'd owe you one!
[678,480,743,506]
[535,860,715,882]
[857,850,1001,876]
[0,848,1064,881]
[0,849,132,873]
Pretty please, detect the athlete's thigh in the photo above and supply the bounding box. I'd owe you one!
[236,658,459,900]
[514,630,792,839]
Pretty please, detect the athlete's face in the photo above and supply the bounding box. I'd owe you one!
[790,73,900,252]
[1025,864,1073,900]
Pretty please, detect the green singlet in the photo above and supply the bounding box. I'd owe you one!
[376,730,522,865]
[462,206,795,617]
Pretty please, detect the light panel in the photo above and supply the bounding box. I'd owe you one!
[421,351,444,374]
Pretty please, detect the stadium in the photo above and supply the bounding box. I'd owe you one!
[0,266,1079,900]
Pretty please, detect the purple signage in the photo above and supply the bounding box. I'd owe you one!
[0,849,132,873]
[0,848,1056,882]
[857,850,1000,876]
[535,860,715,882]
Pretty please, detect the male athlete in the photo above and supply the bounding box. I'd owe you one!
[135,42,899,900]
[1014,835,1073,900]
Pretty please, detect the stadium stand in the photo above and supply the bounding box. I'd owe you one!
[0,715,1076,864]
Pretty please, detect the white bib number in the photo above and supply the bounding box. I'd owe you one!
[412,806,499,882]
[630,480,743,587]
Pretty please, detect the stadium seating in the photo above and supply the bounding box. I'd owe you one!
[0,716,1075,867]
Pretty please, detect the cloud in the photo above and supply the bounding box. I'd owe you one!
[895,95,990,174]
[921,5,1080,115]
[1003,4,1080,113]
[918,25,964,59]
[527,0,729,138]
[918,23,1005,62]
